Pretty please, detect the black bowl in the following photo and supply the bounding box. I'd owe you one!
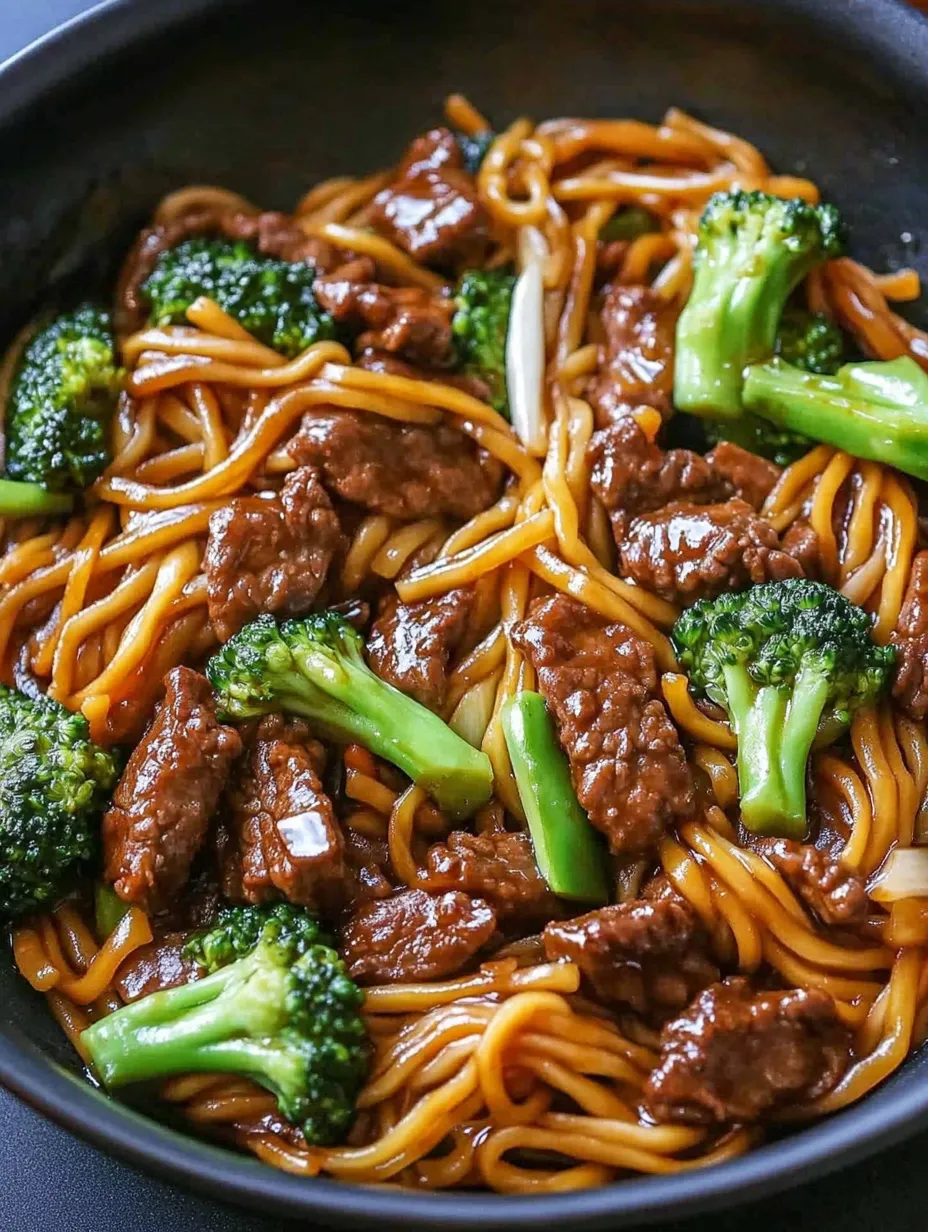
[2,0,928,1225]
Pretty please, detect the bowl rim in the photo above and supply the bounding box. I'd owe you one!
[3,0,928,1224]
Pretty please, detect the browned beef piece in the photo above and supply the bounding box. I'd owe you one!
[343,829,395,907]
[220,714,347,913]
[340,888,497,984]
[543,899,718,1017]
[314,262,455,367]
[780,519,821,578]
[115,934,200,1002]
[587,285,677,426]
[292,408,503,520]
[645,977,852,1124]
[619,498,805,604]
[116,207,343,335]
[103,668,242,912]
[203,466,345,643]
[370,127,489,268]
[357,347,491,402]
[367,587,474,712]
[512,595,695,853]
[422,830,561,921]
[588,418,729,541]
[705,441,781,510]
[891,552,928,720]
[754,838,869,927]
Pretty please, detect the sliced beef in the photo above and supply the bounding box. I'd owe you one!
[340,888,497,984]
[891,551,928,720]
[588,418,729,541]
[512,595,695,854]
[220,714,347,913]
[370,127,489,269]
[422,829,560,922]
[313,262,455,367]
[587,285,677,426]
[115,934,200,1002]
[292,408,503,520]
[780,519,821,578]
[754,838,869,927]
[705,441,781,510]
[618,498,805,604]
[203,465,345,643]
[645,976,852,1125]
[343,828,395,907]
[367,587,474,712]
[117,207,342,335]
[543,898,718,1018]
[103,667,242,912]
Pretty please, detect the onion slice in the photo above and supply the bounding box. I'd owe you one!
[869,847,928,903]
[506,259,547,456]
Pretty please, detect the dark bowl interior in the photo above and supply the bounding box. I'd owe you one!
[2,0,928,1225]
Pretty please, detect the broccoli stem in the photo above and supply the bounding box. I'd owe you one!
[274,644,493,822]
[83,958,284,1087]
[501,692,609,904]
[0,478,73,518]
[743,356,928,482]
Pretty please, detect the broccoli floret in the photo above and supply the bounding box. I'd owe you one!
[0,478,74,518]
[5,306,122,493]
[674,191,845,419]
[207,612,493,821]
[142,238,336,358]
[455,129,495,175]
[673,579,893,838]
[743,354,928,482]
[775,308,845,376]
[185,903,330,973]
[82,910,368,1146]
[452,268,515,416]
[600,206,658,243]
[0,686,119,919]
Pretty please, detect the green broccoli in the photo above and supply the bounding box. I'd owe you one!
[452,268,515,416]
[455,129,495,175]
[0,686,119,920]
[81,906,368,1146]
[674,191,845,419]
[0,478,74,518]
[142,238,336,358]
[701,309,845,465]
[743,354,928,483]
[206,611,493,821]
[600,206,658,243]
[5,306,122,494]
[672,579,893,838]
[185,902,330,972]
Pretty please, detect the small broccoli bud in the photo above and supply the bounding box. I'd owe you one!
[5,306,122,493]
[452,268,515,416]
[775,309,845,376]
[185,903,330,974]
[142,238,337,358]
[0,686,119,919]
[455,129,495,176]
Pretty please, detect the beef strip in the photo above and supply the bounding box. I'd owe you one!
[618,498,806,604]
[220,714,348,913]
[343,828,395,907]
[103,667,242,912]
[645,976,852,1124]
[370,127,489,268]
[367,586,474,712]
[340,888,497,984]
[704,441,781,510]
[586,285,677,426]
[588,418,729,541]
[203,465,345,643]
[313,260,455,367]
[291,408,503,520]
[780,519,821,578]
[891,551,928,720]
[422,830,561,922]
[543,899,718,1018]
[512,595,695,853]
[116,207,345,335]
[115,934,200,1002]
[754,838,869,927]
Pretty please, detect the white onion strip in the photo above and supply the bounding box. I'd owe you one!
[506,258,547,456]
[869,847,928,903]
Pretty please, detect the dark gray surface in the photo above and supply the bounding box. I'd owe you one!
[0,2,926,1229]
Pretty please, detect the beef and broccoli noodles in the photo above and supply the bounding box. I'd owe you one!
[4,95,928,1193]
